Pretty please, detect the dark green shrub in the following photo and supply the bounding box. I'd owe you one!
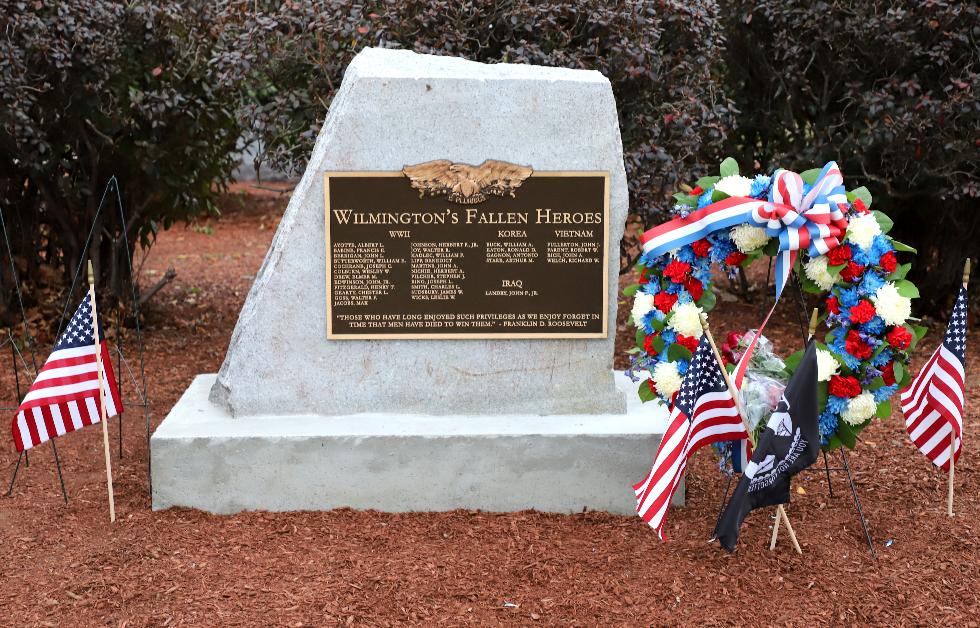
[724,1,979,309]
[241,0,736,261]
[0,2,250,316]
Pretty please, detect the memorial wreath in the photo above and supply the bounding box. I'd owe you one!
[625,158,926,465]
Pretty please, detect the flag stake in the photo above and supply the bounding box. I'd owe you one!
[947,258,970,517]
[88,261,116,523]
[768,309,820,551]
[701,314,802,554]
[769,506,801,553]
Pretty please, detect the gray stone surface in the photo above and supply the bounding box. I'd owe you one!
[153,374,676,514]
[210,47,629,418]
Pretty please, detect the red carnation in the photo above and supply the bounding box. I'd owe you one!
[691,186,704,196]
[840,261,866,283]
[829,374,863,398]
[663,259,692,284]
[881,362,896,386]
[721,332,742,365]
[827,245,852,267]
[849,300,876,324]
[887,326,912,350]
[691,239,711,258]
[725,251,747,266]
[676,334,700,354]
[879,251,897,274]
[638,274,649,285]
[643,334,660,355]
[654,291,678,314]
[852,198,869,214]
[845,329,874,359]
[827,295,841,315]
[685,278,704,301]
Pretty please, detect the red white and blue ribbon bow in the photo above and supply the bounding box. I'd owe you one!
[750,162,848,298]
[639,161,850,388]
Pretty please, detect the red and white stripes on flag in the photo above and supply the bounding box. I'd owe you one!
[13,343,121,452]
[901,285,967,471]
[11,297,122,452]
[633,338,747,539]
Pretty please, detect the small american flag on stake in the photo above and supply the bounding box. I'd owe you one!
[901,284,967,469]
[633,336,748,539]
[11,296,122,452]
[900,259,969,516]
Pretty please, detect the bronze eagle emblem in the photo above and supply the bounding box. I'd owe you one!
[402,159,534,204]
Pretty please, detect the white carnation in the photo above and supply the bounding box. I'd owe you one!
[714,175,754,198]
[653,361,683,399]
[845,213,882,252]
[804,255,837,291]
[842,392,878,426]
[668,301,704,338]
[730,224,770,253]
[816,348,840,382]
[872,282,912,326]
[631,292,655,327]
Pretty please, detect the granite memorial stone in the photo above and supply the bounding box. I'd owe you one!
[150,48,671,514]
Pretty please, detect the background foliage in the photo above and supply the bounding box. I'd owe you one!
[0,1,249,322]
[236,0,734,268]
[1,0,977,321]
[724,0,979,307]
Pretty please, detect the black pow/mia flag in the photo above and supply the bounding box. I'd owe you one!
[714,341,821,552]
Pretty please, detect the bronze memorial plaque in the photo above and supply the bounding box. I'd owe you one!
[324,160,609,339]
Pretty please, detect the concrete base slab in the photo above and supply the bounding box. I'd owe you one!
[151,373,674,515]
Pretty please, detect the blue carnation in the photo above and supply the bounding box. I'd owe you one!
[858,272,885,297]
[861,315,885,335]
[709,235,736,263]
[640,280,660,295]
[641,310,663,334]
[850,244,870,266]
[818,409,839,445]
[750,175,771,198]
[676,291,693,305]
[871,347,893,367]
[869,235,894,266]
[826,395,850,415]
[665,281,685,295]
[697,190,714,209]
[874,384,899,403]
[660,329,677,346]
[675,247,697,264]
[693,266,712,284]
[837,286,860,308]
[676,359,690,376]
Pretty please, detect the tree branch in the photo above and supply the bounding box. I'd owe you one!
[136,267,177,308]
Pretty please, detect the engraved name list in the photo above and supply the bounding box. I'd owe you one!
[324,162,609,339]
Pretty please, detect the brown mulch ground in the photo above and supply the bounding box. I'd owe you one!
[1,184,978,626]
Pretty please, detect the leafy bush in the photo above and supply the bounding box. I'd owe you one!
[723,1,979,308]
[0,1,250,316]
[240,0,735,253]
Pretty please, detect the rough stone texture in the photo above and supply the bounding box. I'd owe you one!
[154,374,675,514]
[210,48,629,418]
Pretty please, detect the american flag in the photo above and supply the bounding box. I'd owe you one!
[633,337,748,539]
[901,285,968,471]
[11,296,122,452]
